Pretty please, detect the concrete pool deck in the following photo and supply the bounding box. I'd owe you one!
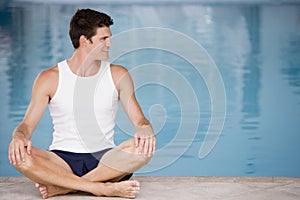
[0,176,300,200]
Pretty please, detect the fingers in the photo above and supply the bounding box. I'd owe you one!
[8,139,31,166]
[134,124,156,156]
[134,135,139,148]
[147,136,156,156]
[137,137,145,155]
[10,145,22,165]
[18,148,25,165]
[148,136,153,157]
[136,136,156,157]
[8,144,16,165]
[143,137,149,156]
[152,137,156,155]
[27,140,32,155]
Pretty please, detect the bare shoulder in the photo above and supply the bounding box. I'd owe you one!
[110,64,131,81]
[37,65,58,81]
[33,65,58,98]
[110,64,128,77]
[110,64,132,92]
[35,66,58,84]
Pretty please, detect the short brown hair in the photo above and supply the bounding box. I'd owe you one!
[69,9,113,49]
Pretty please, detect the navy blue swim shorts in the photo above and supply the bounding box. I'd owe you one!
[51,148,132,180]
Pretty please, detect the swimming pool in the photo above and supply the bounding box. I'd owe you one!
[0,1,300,177]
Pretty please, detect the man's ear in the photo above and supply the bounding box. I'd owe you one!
[79,35,90,47]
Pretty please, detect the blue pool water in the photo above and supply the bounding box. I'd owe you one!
[1,1,300,177]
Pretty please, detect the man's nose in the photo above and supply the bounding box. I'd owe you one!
[106,38,112,47]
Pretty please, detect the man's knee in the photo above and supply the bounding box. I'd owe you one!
[118,138,135,150]
[12,151,33,173]
[12,147,40,173]
[119,139,153,163]
[100,146,152,173]
[138,154,152,168]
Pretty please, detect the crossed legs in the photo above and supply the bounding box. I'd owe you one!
[13,139,151,199]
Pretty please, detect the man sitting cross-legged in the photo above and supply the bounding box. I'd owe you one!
[8,8,155,199]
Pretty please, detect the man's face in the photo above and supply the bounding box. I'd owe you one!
[88,26,112,60]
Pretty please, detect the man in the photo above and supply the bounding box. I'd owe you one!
[8,8,155,199]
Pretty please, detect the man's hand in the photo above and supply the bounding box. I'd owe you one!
[8,132,32,166]
[134,124,156,157]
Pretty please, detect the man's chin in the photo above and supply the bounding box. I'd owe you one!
[97,55,109,61]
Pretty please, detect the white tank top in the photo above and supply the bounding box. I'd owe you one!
[48,60,118,153]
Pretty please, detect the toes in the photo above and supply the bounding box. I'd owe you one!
[35,183,48,199]
[128,181,140,198]
[40,187,47,193]
[41,189,49,199]
[39,186,47,193]
[36,183,46,190]
[40,190,46,196]
[42,194,48,199]
[125,192,135,199]
[130,185,140,193]
[129,191,138,199]
[130,180,140,187]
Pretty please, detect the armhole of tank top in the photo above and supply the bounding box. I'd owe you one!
[108,64,119,98]
[49,63,62,103]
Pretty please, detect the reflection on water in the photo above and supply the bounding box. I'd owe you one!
[0,2,300,176]
[241,6,262,174]
[281,36,300,95]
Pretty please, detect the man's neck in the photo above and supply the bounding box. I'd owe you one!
[67,51,101,77]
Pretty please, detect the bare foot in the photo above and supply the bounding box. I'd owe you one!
[35,183,74,199]
[93,180,140,198]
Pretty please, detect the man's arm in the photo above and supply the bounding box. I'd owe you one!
[111,65,156,157]
[8,67,57,165]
